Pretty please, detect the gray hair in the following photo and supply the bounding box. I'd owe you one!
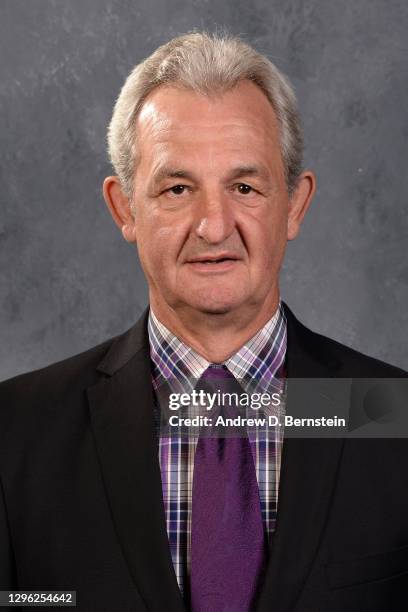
[107,31,303,197]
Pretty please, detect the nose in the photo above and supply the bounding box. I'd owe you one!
[194,190,235,245]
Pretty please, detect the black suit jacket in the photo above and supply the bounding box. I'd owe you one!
[1,303,407,611]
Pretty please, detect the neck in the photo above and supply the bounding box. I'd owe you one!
[150,293,280,363]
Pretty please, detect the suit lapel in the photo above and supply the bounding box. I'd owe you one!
[87,310,186,612]
[256,304,346,612]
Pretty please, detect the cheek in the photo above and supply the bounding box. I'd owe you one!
[243,207,287,266]
[137,218,187,272]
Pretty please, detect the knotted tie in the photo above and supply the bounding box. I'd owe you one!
[190,365,267,612]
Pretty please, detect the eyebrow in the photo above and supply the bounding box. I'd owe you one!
[150,164,270,188]
[149,166,194,188]
[227,165,270,182]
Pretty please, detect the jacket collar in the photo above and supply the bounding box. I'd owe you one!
[96,302,341,378]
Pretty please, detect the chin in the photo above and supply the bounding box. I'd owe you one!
[189,298,241,316]
[198,305,234,315]
[180,288,247,316]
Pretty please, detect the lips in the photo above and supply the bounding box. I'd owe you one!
[186,254,239,264]
[193,258,234,264]
[185,254,240,273]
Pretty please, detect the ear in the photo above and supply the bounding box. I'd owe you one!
[287,171,316,241]
[103,176,137,244]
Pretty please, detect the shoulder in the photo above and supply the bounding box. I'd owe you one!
[0,336,113,404]
[0,304,150,431]
[283,302,407,378]
[0,331,130,438]
[309,325,404,377]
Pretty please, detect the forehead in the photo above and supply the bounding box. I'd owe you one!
[135,80,282,165]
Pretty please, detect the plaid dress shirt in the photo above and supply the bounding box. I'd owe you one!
[148,303,287,596]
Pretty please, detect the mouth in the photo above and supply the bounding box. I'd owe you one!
[185,254,240,272]
[187,253,240,264]
[191,257,236,264]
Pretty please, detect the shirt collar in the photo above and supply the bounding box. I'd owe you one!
[148,302,287,392]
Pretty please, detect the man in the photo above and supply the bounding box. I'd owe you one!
[1,32,407,612]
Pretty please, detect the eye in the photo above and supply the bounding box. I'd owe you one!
[235,183,253,195]
[167,184,188,195]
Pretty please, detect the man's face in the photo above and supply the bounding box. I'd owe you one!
[129,80,297,317]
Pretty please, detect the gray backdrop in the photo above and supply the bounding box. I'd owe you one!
[1,0,407,381]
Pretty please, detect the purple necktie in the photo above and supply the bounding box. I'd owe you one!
[190,365,267,612]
